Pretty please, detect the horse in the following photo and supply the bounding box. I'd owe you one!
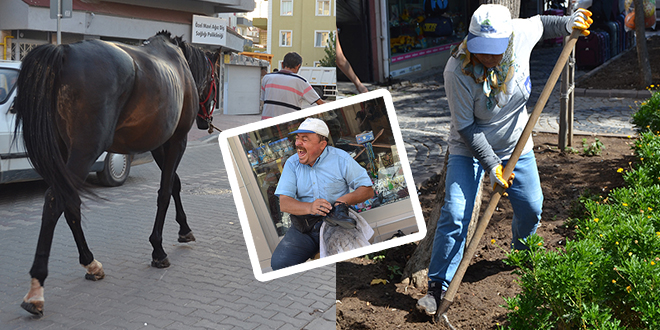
[14,31,218,316]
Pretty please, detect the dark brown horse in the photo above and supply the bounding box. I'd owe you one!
[14,31,218,315]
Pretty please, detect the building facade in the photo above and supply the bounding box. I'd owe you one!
[0,0,256,60]
[0,0,269,115]
[268,0,337,69]
[338,0,547,84]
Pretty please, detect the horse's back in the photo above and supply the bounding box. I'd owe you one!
[108,39,198,153]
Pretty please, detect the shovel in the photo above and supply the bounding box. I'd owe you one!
[435,29,583,324]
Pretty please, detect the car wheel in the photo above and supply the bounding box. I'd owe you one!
[97,153,131,187]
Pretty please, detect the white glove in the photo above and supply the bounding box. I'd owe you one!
[566,8,593,36]
[489,164,514,190]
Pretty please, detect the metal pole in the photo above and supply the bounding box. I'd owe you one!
[57,0,61,45]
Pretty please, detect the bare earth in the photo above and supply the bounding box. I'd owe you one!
[337,133,636,329]
[577,35,660,89]
[336,35,659,330]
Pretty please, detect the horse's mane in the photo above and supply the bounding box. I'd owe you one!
[154,31,211,95]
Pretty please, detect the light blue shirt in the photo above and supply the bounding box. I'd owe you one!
[275,146,373,204]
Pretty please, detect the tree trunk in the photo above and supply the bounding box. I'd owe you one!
[633,0,653,88]
[480,0,520,18]
[400,0,518,290]
[400,151,484,289]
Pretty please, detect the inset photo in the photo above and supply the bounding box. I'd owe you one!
[218,89,426,281]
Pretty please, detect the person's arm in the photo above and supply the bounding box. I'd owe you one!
[280,195,332,216]
[538,9,592,40]
[336,30,368,94]
[445,70,501,173]
[335,186,374,206]
[315,99,325,105]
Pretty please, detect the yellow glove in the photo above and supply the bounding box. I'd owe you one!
[568,8,593,36]
[490,164,515,190]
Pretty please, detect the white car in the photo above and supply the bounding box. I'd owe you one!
[0,60,132,186]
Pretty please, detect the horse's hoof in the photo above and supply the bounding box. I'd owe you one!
[83,259,105,281]
[21,301,44,316]
[85,273,104,281]
[151,257,170,268]
[178,232,196,243]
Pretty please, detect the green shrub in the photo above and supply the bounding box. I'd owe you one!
[631,87,660,134]
[582,138,605,156]
[501,91,660,329]
[624,131,660,187]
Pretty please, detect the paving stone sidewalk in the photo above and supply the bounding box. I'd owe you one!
[339,44,641,189]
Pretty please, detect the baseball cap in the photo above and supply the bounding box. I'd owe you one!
[466,4,513,55]
[289,118,329,138]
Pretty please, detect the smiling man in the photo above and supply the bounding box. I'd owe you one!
[271,118,374,270]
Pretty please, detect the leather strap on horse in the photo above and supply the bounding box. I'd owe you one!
[197,57,219,133]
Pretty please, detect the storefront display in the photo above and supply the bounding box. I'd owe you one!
[388,0,467,61]
[238,99,410,238]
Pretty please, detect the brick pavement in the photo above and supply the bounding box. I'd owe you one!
[0,137,336,330]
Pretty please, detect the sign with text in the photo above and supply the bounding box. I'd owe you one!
[192,15,227,46]
[50,0,72,19]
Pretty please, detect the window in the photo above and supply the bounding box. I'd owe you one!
[280,30,292,47]
[281,0,293,16]
[313,61,321,67]
[314,31,330,48]
[316,0,330,16]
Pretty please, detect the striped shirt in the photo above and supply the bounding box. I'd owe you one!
[260,70,321,118]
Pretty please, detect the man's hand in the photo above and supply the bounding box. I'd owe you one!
[489,164,515,190]
[309,199,332,216]
[567,8,593,36]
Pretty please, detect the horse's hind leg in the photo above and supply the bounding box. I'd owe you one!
[64,202,105,281]
[22,188,62,315]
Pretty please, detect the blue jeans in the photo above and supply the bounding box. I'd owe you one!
[270,220,322,270]
[428,151,543,289]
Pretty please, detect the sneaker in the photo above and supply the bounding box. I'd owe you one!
[416,282,446,316]
[324,202,357,229]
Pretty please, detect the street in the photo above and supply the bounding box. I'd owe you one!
[0,137,335,330]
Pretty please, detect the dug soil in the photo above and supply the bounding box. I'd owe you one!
[576,35,660,90]
[337,134,638,330]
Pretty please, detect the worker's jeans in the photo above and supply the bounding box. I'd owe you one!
[271,220,322,271]
[428,151,543,289]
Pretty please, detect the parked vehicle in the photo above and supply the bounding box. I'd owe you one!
[0,60,132,186]
[297,66,337,100]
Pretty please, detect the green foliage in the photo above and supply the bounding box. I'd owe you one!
[387,265,402,280]
[363,252,385,262]
[318,31,336,67]
[501,91,660,329]
[631,87,660,134]
[582,137,605,156]
[624,131,660,187]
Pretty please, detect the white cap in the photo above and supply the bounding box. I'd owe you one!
[289,118,329,138]
[466,4,513,55]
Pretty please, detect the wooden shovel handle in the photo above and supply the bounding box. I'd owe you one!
[437,29,582,316]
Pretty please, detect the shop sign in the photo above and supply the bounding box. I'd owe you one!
[192,15,227,46]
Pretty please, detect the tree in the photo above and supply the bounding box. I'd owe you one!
[318,31,336,67]
[633,0,653,88]
[401,0,519,289]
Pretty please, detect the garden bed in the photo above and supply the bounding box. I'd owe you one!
[337,132,636,329]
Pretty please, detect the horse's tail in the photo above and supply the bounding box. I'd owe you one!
[14,44,84,213]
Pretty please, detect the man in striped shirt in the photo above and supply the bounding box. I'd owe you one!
[260,52,324,119]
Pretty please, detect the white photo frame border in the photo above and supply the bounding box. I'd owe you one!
[218,89,427,282]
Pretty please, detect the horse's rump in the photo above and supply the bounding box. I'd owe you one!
[14,36,201,213]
